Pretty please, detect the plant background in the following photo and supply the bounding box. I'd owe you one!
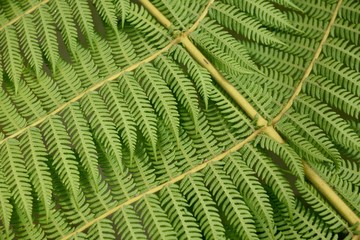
[0,0,359,239]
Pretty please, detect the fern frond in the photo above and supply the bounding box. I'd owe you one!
[154,54,200,122]
[89,33,118,77]
[7,79,45,122]
[205,104,246,149]
[135,64,180,139]
[338,160,360,186]
[37,203,73,239]
[57,187,94,227]
[332,18,359,45]
[172,45,214,108]
[87,218,116,240]
[19,127,52,215]
[338,0,360,24]
[272,196,339,239]
[273,32,318,59]
[294,94,360,152]
[210,86,253,134]
[160,184,203,240]
[99,83,137,157]
[80,93,123,168]
[286,12,326,40]
[49,0,77,53]
[304,74,360,118]
[119,73,158,152]
[127,2,171,46]
[296,180,348,232]
[191,31,253,75]
[33,5,59,70]
[277,122,334,164]
[314,56,360,97]
[13,207,45,240]
[23,70,64,111]
[209,2,282,45]
[180,173,226,239]
[0,170,12,232]
[68,0,95,41]
[245,42,306,79]
[241,144,295,215]
[98,158,137,202]
[0,0,359,238]
[62,104,100,187]
[15,14,43,75]
[41,117,80,198]
[106,29,138,69]
[181,109,221,158]
[278,112,342,164]
[292,0,332,21]
[114,0,130,28]
[314,163,360,214]
[124,147,157,191]
[152,0,203,30]
[150,123,180,182]
[259,135,304,180]
[199,18,258,71]
[174,128,201,172]
[82,173,116,213]
[238,66,294,96]
[229,76,282,119]
[1,139,33,222]
[323,37,359,71]
[54,60,84,101]
[224,153,275,234]
[205,162,259,240]
[92,0,118,30]
[134,195,178,239]
[0,17,22,91]
[222,0,294,29]
[112,205,148,240]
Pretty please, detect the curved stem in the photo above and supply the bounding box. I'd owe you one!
[139,0,360,235]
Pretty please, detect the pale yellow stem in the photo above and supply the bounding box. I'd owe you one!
[139,0,360,235]
[0,0,50,31]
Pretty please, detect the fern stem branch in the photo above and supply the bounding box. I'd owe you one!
[271,0,343,125]
[61,127,265,239]
[303,162,360,231]
[139,0,360,234]
[0,37,180,146]
[180,37,268,127]
[0,0,50,31]
[138,0,172,28]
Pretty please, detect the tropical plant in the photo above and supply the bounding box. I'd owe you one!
[0,0,359,239]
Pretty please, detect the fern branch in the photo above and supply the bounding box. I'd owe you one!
[60,126,265,239]
[0,0,49,31]
[0,0,212,147]
[0,37,179,146]
[139,0,360,234]
[271,0,343,125]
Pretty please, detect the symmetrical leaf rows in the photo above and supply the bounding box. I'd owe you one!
[0,0,359,239]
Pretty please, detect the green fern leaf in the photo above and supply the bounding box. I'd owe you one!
[112,205,148,240]
[181,173,226,239]
[209,2,282,45]
[41,117,80,198]
[135,195,178,239]
[160,184,203,240]
[119,73,158,152]
[0,18,22,92]
[1,139,33,222]
[92,0,118,30]
[0,170,12,233]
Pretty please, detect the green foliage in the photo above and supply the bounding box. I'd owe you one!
[0,0,359,239]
